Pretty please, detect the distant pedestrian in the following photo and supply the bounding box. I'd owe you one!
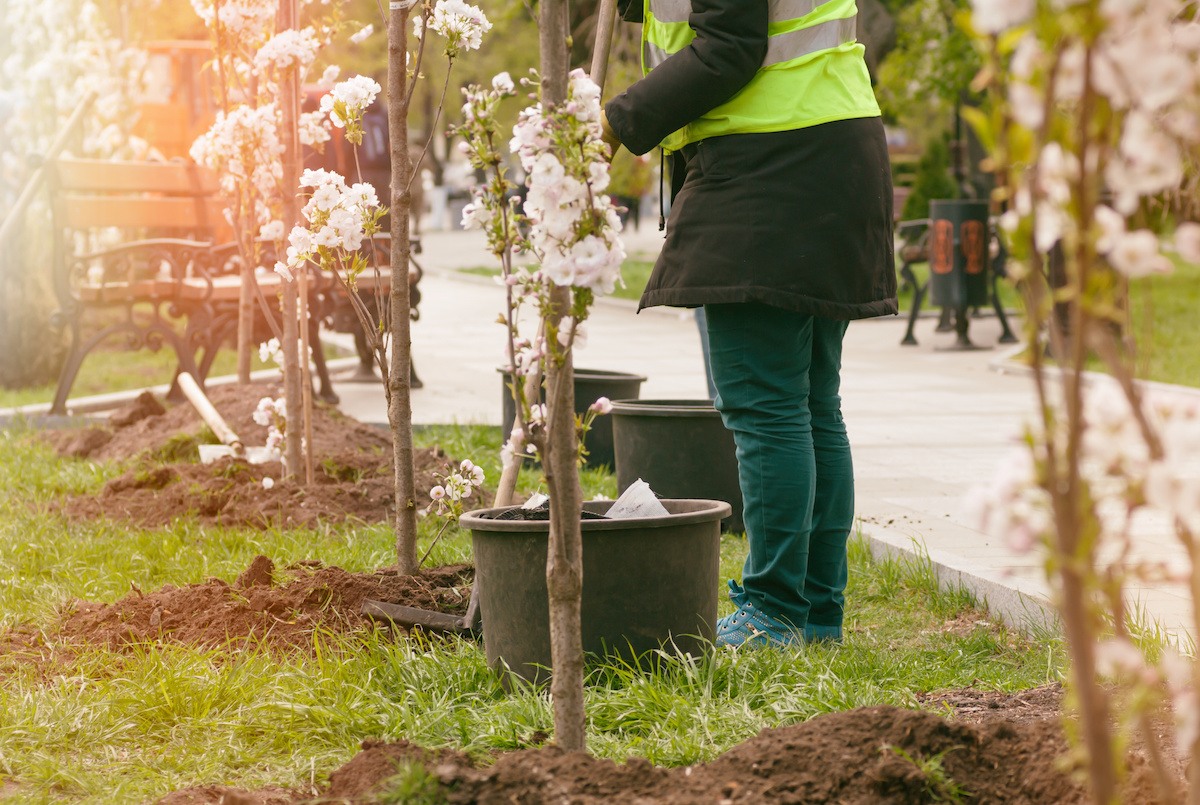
[601,0,897,647]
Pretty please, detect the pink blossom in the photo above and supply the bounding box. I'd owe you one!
[1109,230,1173,278]
[1174,222,1200,264]
[589,397,613,415]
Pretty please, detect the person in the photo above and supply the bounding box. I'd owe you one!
[601,0,898,648]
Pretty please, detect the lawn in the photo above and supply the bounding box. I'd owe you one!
[1124,257,1200,387]
[1009,257,1200,388]
[0,344,346,411]
[0,420,1066,804]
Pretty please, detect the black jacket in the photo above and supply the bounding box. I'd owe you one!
[604,0,898,320]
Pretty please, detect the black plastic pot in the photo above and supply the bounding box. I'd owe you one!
[499,367,647,470]
[461,498,730,686]
[611,399,743,533]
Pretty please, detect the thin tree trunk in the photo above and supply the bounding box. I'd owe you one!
[237,227,255,385]
[278,0,304,478]
[299,272,316,485]
[539,0,586,754]
[388,0,418,574]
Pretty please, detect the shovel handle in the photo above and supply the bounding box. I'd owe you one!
[177,373,243,450]
[590,0,620,95]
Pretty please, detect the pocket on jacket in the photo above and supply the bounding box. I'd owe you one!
[698,138,732,182]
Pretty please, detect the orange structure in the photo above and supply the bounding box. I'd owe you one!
[132,41,218,160]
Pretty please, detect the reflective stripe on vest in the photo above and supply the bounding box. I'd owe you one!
[651,0,825,26]
[645,12,857,70]
[642,0,879,151]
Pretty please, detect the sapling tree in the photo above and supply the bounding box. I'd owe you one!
[455,51,626,753]
[276,0,491,572]
[964,0,1200,801]
[189,0,341,479]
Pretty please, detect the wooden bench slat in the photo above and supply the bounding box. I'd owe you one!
[63,197,229,230]
[54,158,222,194]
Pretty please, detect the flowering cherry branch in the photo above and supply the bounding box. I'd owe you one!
[455,69,625,478]
[419,459,486,569]
[965,1,1200,800]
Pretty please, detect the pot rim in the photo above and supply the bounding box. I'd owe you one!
[609,399,718,417]
[496,366,649,383]
[459,498,732,532]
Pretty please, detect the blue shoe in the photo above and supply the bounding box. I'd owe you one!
[715,579,748,636]
[714,580,801,649]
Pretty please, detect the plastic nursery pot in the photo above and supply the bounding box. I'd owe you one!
[499,367,647,470]
[610,399,743,533]
[461,498,730,687]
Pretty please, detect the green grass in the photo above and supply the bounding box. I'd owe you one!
[1011,258,1200,389]
[0,344,344,410]
[1124,258,1200,387]
[0,423,1066,804]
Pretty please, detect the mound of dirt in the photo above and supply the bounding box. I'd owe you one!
[58,556,473,652]
[152,705,1177,804]
[55,449,460,530]
[42,385,491,529]
[47,385,393,465]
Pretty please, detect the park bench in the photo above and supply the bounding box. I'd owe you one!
[46,157,416,415]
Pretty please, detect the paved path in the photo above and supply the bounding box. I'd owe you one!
[326,228,1197,646]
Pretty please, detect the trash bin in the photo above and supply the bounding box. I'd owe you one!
[928,199,990,349]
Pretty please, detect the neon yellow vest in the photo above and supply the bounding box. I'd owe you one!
[643,0,881,152]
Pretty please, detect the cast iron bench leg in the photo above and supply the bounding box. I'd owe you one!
[899,260,925,346]
[50,314,85,417]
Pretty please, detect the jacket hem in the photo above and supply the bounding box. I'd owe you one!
[637,286,899,321]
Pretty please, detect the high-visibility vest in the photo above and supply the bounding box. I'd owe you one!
[643,0,881,152]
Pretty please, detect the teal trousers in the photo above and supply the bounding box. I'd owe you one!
[704,303,854,640]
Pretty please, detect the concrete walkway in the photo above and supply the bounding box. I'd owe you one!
[325,228,1197,646]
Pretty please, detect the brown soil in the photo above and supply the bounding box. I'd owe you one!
[41,386,491,529]
[55,556,473,653]
[151,704,1177,805]
[918,682,1065,726]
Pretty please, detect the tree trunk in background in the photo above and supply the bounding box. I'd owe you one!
[388,0,418,575]
[539,0,586,754]
[278,0,304,478]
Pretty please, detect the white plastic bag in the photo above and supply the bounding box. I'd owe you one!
[605,478,670,519]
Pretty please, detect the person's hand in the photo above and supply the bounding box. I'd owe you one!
[600,110,621,161]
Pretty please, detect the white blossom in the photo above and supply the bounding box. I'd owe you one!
[415,0,492,57]
[1173,222,1200,264]
[1108,229,1173,278]
[970,0,1034,35]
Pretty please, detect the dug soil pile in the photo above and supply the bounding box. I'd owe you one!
[42,385,488,529]
[58,555,473,652]
[156,704,1175,804]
